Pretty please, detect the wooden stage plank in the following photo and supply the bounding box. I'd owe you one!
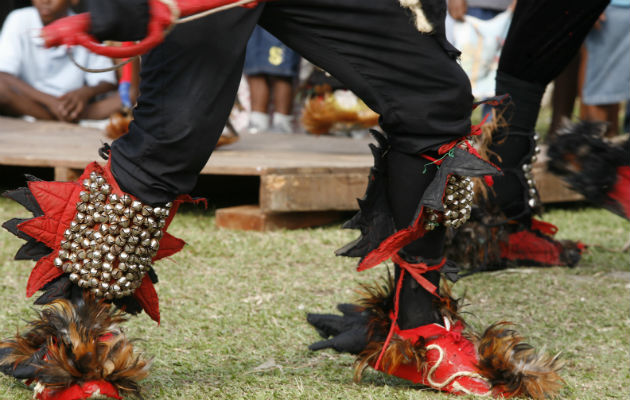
[259,173,368,212]
[0,117,374,176]
[215,205,345,231]
[0,116,585,231]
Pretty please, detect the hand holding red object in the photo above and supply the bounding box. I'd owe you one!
[41,0,259,58]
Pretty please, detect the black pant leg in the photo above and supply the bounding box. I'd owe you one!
[490,0,610,220]
[260,0,472,155]
[499,0,610,86]
[111,7,262,204]
[260,1,467,329]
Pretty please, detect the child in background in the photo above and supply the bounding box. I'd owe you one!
[0,0,119,122]
[244,25,300,134]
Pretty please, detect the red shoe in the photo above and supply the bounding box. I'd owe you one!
[500,219,584,268]
[366,317,563,399]
[387,318,493,396]
[34,380,121,400]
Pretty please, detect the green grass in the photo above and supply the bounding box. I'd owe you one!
[0,198,628,399]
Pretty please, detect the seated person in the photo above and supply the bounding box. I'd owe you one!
[0,0,120,122]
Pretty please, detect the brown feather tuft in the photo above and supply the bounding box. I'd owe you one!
[0,296,150,397]
[472,107,509,202]
[354,336,427,382]
[434,279,463,326]
[354,273,395,339]
[476,322,564,399]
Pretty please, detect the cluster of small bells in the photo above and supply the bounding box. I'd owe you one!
[424,175,474,231]
[53,172,171,299]
[523,134,542,209]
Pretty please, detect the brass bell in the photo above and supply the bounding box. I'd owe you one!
[105,235,116,245]
[133,214,145,226]
[110,244,123,256]
[121,194,132,206]
[108,225,120,235]
[131,200,143,212]
[114,203,125,215]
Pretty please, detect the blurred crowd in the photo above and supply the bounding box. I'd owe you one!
[1,0,628,139]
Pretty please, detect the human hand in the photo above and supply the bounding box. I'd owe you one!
[42,95,69,121]
[58,87,91,121]
[448,0,467,21]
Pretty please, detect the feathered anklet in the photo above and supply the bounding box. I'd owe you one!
[0,295,150,399]
[352,279,564,399]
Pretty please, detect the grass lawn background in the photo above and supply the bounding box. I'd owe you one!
[0,195,628,399]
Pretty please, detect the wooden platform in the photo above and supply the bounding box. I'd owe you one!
[0,117,582,230]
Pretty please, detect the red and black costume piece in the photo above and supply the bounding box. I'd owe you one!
[0,156,200,399]
[445,0,610,272]
[548,121,630,221]
[308,130,563,398]
[0,0,565,398]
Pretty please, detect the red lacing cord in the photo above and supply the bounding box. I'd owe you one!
[420,113,490,167]
[373,257,446,371]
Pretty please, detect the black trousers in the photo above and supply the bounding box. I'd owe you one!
[110,0,473,205]
[499,0,610,87]
[489,0,610,220]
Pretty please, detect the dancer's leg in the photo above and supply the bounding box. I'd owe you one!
[491,0,610,220]
[296,1,563,397]
[111,7,263,204]
[0,5,264,399]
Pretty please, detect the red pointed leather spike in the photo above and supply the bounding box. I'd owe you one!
[153,232,185,261]
[163,195,207,231]
[18,217,60,249]
[133,275,160,324]
[28,181,80,220]
[26,254,63,297]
